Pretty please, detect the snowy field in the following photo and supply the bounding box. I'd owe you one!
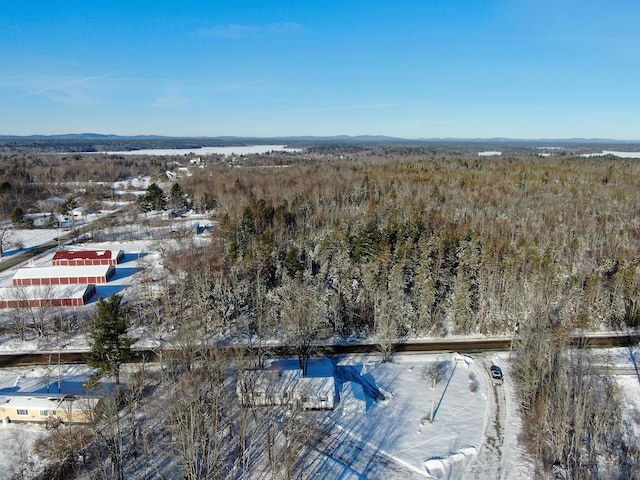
[0,352,530,480]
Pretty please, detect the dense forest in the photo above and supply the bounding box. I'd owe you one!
[155,149,640,478]
[172,151,640,340]
[174,149,640,478]
[1,144,640,478]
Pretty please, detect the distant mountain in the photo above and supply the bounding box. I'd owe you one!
[0,133,172,140]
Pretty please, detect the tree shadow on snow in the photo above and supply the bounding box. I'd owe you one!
[88,285,127,302]
[334,363,386,411]
[109,267,138,281]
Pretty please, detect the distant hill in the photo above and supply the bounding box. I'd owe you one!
[1,134,639,153]
[1,133,639,143]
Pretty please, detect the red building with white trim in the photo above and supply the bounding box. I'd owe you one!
[52,249,124,266]
[12,265,115,286]
[0,284,96,308]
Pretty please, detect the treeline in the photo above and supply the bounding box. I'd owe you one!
[0,137,274,153]
[514,310,639,478]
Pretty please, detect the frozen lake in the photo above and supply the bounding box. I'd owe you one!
[581,150,640,158]
[100,145,302,156]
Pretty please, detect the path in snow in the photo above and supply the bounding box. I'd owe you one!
[466,354,534,479]
[467,361,506,479]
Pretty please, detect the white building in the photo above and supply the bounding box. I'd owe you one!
[0,393,101,424]
[237,368,336,410]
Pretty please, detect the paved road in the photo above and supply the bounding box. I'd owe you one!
[0,333,638,367]
[0,210,121,273]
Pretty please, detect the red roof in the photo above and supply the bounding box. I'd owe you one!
[53,250,113,261]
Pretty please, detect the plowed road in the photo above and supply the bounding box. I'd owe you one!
[0,333,637,367]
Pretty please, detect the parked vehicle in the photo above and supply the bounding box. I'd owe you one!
[490,365,504,383]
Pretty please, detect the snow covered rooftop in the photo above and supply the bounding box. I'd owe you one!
[12,264,113,281]
[0,284,93,301]
[0,393,99,412]
[52,249,123,261]
[238,366,336,410]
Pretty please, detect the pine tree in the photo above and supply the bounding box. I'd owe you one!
[137,182,166,212]
[85,295,137,395]
[169,182,188,210]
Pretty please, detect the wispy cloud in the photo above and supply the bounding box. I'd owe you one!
[197,22,303,39]
[11,74,111,100]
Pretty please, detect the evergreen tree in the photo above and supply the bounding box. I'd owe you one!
[137,182,166,212]
[85,295,137,395]
[11,206,24,226]
[59,196,77,218]
[44,213,59,229]
[169,182,188,210]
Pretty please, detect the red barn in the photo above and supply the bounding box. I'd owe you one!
[12,265,115,286]
[52,249,124,266]
[0,284,96,308]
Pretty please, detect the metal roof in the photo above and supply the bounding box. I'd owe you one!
[0,284,94,301]
[52,249,123,261]
[13,265,113,280]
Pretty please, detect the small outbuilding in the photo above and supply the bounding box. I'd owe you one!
[12,265,115,286]
[52,249,124,266]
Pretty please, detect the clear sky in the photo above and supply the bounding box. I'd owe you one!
[2,1,639,139]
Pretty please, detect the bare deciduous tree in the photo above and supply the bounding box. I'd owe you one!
[422,360,452,422]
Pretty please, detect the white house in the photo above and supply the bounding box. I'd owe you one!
[237,368,336,410]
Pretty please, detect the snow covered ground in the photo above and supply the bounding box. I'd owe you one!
[1,348,638,479]
[0,186,638,478]
[296,352,534,479]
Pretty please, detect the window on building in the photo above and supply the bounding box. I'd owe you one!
[320,396,328,402]
[39,409,49,417]
[16,409,28,416]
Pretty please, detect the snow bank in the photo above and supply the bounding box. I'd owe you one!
[424,447,478,478]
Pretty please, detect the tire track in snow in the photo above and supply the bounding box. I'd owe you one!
[467,357,506,479]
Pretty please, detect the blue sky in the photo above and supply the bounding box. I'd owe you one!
[2,1,639,139]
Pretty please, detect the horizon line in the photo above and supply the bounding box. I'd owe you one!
[1,133,640,143]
